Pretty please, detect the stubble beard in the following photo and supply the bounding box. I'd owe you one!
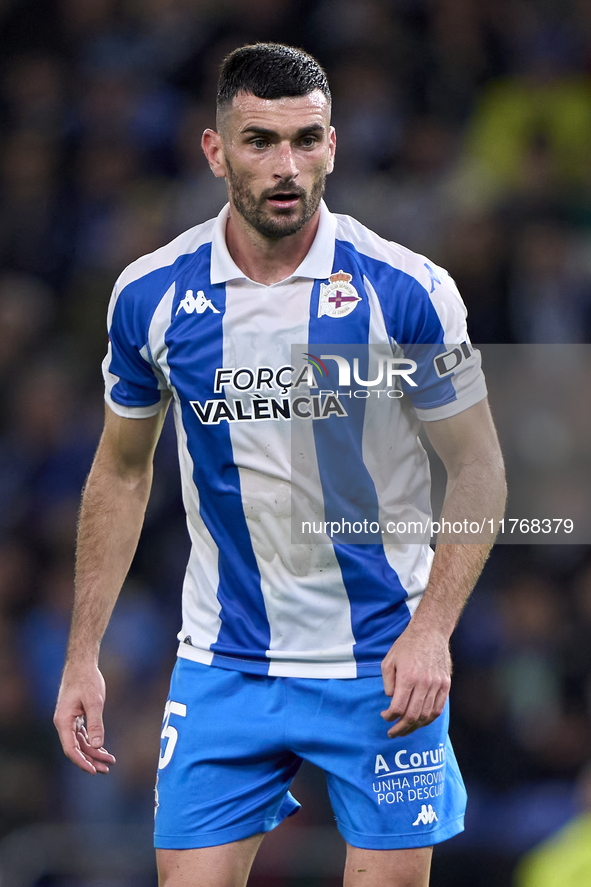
[225,159,327,240]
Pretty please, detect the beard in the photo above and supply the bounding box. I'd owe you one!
[225,159,327,240]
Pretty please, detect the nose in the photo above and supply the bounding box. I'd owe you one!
[274,142,298,180]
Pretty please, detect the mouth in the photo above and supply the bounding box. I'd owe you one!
[266,192,301,210]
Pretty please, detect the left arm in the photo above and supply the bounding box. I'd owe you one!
[381,398,506,737]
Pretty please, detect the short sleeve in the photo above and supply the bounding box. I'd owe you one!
[378,258,488,420]
[408,265,487,421]
[102,281,170,419]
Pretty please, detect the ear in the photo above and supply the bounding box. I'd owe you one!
[201,129,227,178]
[326,126,336,175]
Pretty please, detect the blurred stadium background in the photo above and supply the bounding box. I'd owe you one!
[1,0,591,884]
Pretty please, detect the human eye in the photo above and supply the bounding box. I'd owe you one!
[250,137,269,149]
[299,135,318,148]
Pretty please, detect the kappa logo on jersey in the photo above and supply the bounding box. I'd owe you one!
[424,262,442,294]
[318,271,362,318]
[412,804,438,826]
[176,289,220,316]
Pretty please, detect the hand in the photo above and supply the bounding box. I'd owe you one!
[53,662,116,775]
[380,624,451,739]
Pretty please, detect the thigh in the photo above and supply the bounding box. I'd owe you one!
[157,833,264,887]
[155,659,301,850]
[344,844,432,887]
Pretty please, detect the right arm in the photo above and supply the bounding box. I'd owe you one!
[53,403,168,774]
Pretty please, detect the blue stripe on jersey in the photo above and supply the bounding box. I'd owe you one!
[164,245,271,665]
[332,543,416,666]
[343,247,457,409]
[308,241,411,666]
[310,339,381,544]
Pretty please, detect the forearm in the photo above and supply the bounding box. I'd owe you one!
[55,407,163,773]
[411,450,507,640]
[380,426,506,736]
[67,444,153,666]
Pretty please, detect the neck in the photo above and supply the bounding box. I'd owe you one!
[225,205,320,286]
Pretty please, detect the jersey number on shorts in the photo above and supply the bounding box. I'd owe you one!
[158,700,187,769]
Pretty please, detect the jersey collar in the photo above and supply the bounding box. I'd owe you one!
[209,200,337,285]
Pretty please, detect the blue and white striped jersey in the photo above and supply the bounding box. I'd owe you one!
[103,202,487,678]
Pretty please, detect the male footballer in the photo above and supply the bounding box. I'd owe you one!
[54,43,506,887]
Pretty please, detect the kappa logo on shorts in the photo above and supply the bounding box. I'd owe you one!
[318,271,362,318]
[176,289,220,316]
[412,804,438,826]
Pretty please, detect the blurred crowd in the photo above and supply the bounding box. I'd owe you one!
[1,0,591,885]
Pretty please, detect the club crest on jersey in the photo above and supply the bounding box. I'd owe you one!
[318,271,362,318]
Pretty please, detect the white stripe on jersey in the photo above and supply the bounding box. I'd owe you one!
[221,276,357,676]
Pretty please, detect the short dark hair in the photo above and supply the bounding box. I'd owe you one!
[217,43,331,112]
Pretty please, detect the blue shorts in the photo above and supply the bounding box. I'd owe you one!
[154,658,466,851]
